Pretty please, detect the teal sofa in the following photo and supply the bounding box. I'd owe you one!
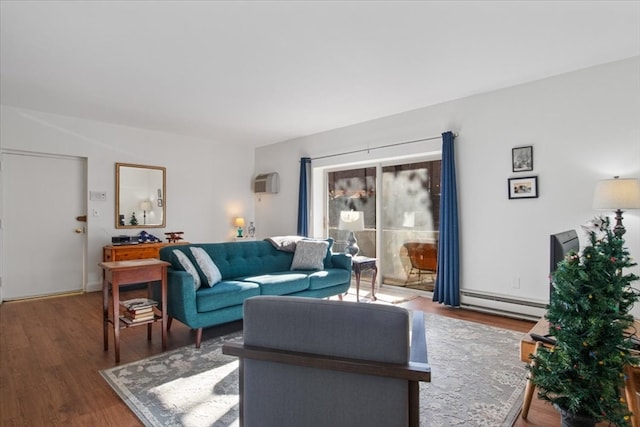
[157,240,352,347]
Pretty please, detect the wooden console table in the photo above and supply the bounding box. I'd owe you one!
[352,256,378,302]
[520,317,640,426]
[103,241,188,262]
[100,259,170,363]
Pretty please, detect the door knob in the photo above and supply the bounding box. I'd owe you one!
[75,228,84,234]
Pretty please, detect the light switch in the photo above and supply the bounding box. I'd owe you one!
[90,191,107,201]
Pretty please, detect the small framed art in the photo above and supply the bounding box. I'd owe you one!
[512,146,533,172]
[508,176,538,199]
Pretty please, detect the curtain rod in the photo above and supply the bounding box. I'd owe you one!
[310,132,456,161]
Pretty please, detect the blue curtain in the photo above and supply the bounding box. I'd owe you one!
[297,157,311,236]
[433,131,460,306]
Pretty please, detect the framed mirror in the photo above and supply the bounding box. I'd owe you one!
[115,163,166,229]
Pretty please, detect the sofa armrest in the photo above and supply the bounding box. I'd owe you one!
[161,269,199,327]
[330,253,352,272]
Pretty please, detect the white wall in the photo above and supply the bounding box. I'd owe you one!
[255,57,640,310]
[0,106,256,291]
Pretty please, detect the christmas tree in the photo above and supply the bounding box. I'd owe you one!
[529,217,639,426]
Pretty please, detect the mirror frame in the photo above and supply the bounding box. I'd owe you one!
[115,163,166,229]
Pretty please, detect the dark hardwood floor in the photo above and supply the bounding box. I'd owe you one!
[0,289,587,426]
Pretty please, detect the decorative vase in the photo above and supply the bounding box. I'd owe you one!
[555,405,596,427]
[248,221,255,238]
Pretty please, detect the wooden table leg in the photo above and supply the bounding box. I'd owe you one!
[370,265,378,301]
[112,276,121,364]
[161,269,167,350]
[522,342,541,419]
[146,283,153,341]
[625,365,639,427]
[103,279,109,351]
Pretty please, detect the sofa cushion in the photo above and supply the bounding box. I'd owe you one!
[242,272,310,295]
[291,240,329,271]
[172,249,201,290]
[196,281,261,312]
[306,237,334,268]
[191,247,222,287]
[307,268,353,290]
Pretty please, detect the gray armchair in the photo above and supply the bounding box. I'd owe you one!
[222,296,430,427]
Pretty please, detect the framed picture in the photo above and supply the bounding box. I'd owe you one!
[512,146,533,172]
[157,199,163,207]
[508,176,538,199]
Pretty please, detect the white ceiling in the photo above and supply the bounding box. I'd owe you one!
[1,1,639,147]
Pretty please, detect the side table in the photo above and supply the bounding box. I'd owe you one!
[352,256,378,302]
[520,317,640,426]
[100,259,170,363]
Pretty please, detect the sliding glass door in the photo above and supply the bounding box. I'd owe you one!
[326,158,441,291]
[381,160,440,290]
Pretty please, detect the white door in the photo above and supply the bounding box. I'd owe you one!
[1,152,86,300]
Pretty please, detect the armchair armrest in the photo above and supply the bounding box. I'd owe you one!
[410,311,429,368]
[221,342,431,382]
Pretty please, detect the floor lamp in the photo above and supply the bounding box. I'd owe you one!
[593,176,640,237]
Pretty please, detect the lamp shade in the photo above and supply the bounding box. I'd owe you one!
[593,178,640,209]
[234,217,246,227]
[339,211,364,232]
[140,200,152,211]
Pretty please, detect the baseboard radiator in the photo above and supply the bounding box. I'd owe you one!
[460,290,547,321]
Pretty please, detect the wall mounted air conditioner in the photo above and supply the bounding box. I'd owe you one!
[254,172,279,194]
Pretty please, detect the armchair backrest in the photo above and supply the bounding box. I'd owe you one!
[223,296,430,427]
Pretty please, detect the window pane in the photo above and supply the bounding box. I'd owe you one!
[381,160,440,290]
[327,167,376,256]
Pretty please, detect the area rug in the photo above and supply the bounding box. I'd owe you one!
[100,313,526,427]
[342,284,420,305]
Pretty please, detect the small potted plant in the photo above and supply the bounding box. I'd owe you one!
[529,217,639,427]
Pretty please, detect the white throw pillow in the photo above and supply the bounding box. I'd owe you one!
[190,247,222,287]
[290,239,330,271]
[172,250,201,290]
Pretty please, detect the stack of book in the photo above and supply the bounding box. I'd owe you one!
[119,298,159,324]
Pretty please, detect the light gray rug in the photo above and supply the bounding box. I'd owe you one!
[100,313,526,427]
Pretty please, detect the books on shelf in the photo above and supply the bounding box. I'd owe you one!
[119,298,158,311]
[120,313,155,324]
[119,306,155,317]
[119,298,159,324]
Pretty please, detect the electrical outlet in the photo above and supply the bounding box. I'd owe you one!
[513,277,520,289]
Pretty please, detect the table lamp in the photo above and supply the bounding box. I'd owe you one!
[593,176,640,237]
[139,200,152,225]
[339,210,364,256]
[234,217,246,238]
